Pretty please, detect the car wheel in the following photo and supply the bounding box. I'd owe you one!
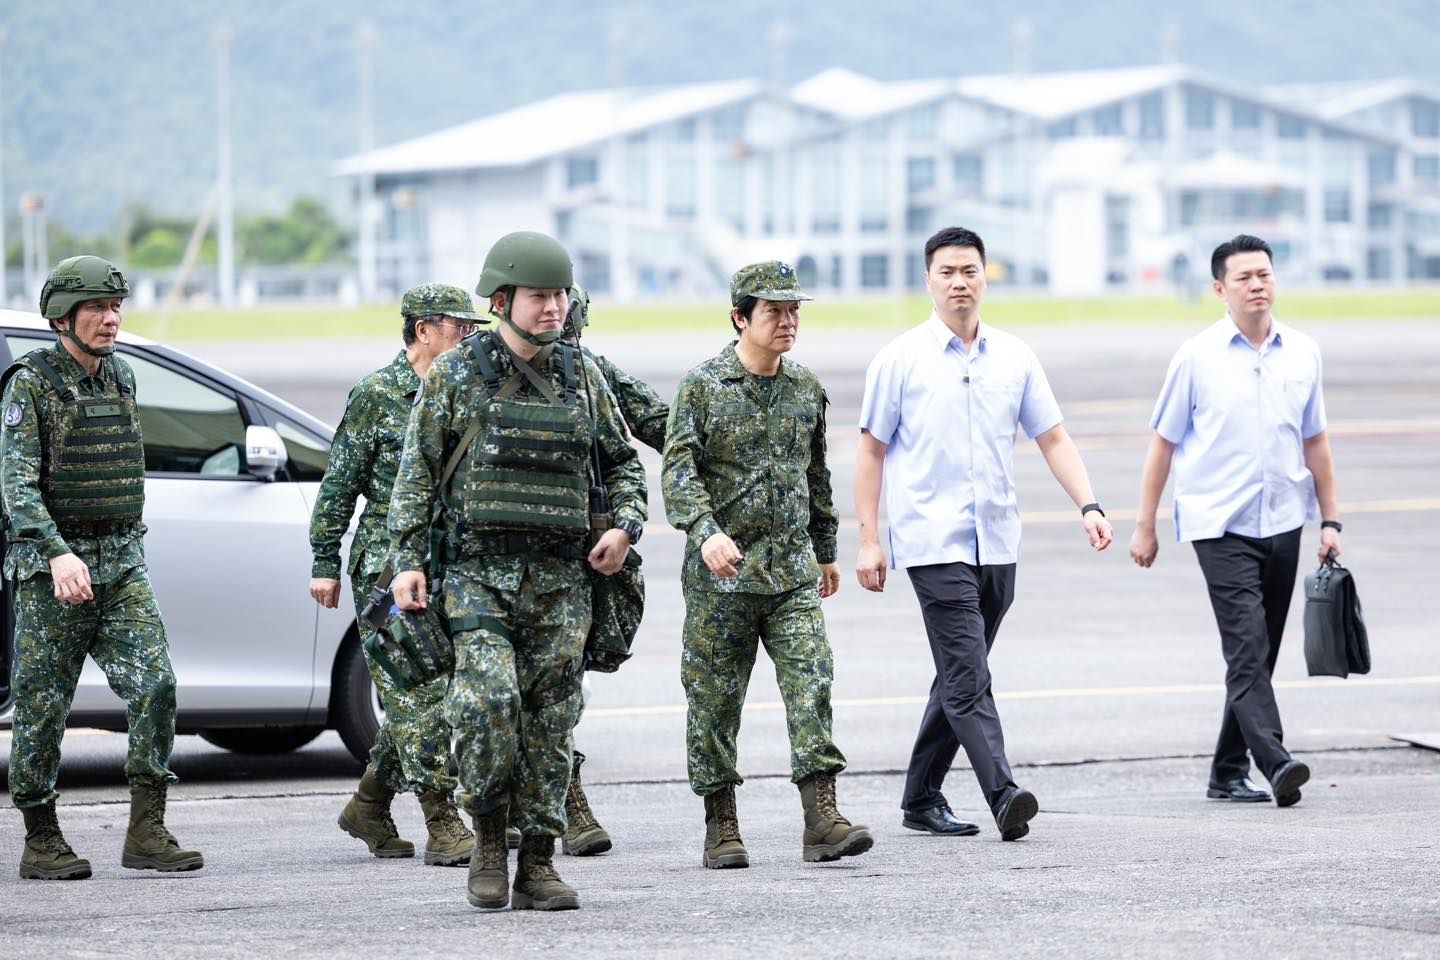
[332,637,384,766]
[199,726,324,754]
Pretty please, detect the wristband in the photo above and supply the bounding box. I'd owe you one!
[1320,520,1342,533]
[1080,502,1105,518]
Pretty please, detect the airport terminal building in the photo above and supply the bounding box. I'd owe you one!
[337,64,1440,298]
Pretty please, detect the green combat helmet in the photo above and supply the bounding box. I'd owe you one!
[564,285,589,341]
[729,260,813,306]
[401,283,486,323]
[38,255,130,357]
[474,231,574,346]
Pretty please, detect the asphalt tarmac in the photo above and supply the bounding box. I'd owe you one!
[2,317,1437,957]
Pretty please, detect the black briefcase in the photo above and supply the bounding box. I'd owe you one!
[1302,556,1370,678]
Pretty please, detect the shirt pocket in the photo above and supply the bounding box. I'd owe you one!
[1281,374,1315,424]
[707,401,764,461]
[981,372,1026,425]
[775,401,820,459]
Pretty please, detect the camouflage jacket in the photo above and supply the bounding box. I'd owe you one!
[1,343,145,584]
[309,350,419,580]
[388,333,648,574]
[589,349,668,453]
[662,342,838,594]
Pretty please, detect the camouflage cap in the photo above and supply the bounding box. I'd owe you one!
[729,260,813,307]
[400,283,485,322]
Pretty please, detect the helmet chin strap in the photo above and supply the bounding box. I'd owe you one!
[493,298,562,347]
[59,326,115,358]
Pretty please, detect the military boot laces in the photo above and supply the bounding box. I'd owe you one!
[19,803,91,881]
[702,786,749,869]
[418,789,475,867]
[122,784,205,872]
[799,772,874,863]
[561,754,612,857]
[512,836,580,912]
[466,809,511,910]
[338,767,415,859]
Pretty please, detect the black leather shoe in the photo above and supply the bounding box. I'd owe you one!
[1270,760,1310,807]
[1206,777,1272,803]
[994,788,1038,842]
[902,805,980,836]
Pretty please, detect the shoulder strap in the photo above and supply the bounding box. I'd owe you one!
[19,351,76,403]
[371,414,484,593]
[494,340,562,406]
[558,343,579,407]
[466,333,505,398]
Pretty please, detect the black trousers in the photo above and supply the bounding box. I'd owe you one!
[903,561,1018,815]
[1192,527,1302,783]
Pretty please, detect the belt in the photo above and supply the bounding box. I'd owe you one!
[449,530,589,562]
[57,519,140,538]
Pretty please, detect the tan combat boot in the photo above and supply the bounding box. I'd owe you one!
[337,767,415,858]
[562,751,612,857]
[122,784,205,872]
[19,802,91,880]
[512,835,580,911]
[417,789,475,866]
[702,785,749,869]
[798,772,873,863]
[467,808,511,910]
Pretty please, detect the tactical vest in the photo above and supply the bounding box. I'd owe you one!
[7,349,146,528]
[447,334,591,538]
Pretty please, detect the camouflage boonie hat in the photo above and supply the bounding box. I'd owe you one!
[729,260,813,307]
[400,283,485,322]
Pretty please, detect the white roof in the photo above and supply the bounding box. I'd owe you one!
[1267,77,1440,119]
[336,79,764,176]
[957,65,1188,120]
[790,67,956,121]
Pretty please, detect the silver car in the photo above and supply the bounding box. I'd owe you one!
[0,309,383,764]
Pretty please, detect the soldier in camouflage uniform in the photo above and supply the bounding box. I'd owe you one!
[388,233,646,912]
[555,285,670,859]
[309,284,482,866]
[662,260,872,869]
[3,256,202,880]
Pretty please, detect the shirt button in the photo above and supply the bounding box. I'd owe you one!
[963,376,971,384]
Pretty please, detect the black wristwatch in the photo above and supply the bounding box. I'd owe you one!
[1321,520,1343,533]
[1080,502,1105,518]
[615,518,643,544]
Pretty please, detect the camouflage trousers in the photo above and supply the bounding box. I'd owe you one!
[352,569,455,795]
[8,564,177,809]
[681,585,847,796]
[443,553,587,837]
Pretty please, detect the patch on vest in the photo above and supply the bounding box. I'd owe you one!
[3,401,22,427]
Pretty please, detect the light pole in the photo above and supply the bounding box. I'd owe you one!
[20,193,46,303]
[356,21,378,302]
[0,27,8,306]
[215,24,236,307]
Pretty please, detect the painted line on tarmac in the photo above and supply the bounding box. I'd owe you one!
[587,674,1440,718]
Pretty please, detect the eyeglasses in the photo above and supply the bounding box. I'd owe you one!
[425,319,476,337]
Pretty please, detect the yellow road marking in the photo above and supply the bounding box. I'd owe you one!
[586,674,1440,718]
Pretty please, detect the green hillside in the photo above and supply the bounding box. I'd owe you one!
[1,0,1436,241]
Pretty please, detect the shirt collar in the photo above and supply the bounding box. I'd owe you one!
[387,349,421,395]
[718,341,799,381]
[48,341,114,385]
[1218,313,1283,350]
[926,311,986,354]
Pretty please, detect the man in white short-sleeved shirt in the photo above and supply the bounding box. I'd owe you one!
[1130,234,1343,809]
[855,227,1114,842]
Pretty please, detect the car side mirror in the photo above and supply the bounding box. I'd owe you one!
[245,425,286,481]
